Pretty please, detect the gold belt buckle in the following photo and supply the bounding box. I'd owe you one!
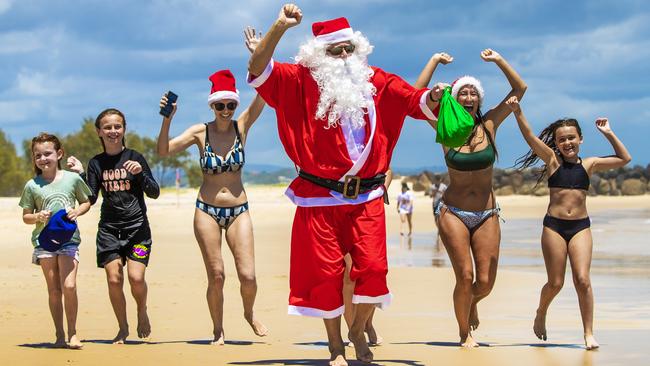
[343,175,361,199]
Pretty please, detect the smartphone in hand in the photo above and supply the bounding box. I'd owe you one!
[160,91,178,118]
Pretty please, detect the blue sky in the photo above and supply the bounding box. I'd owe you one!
[1,0,649,169]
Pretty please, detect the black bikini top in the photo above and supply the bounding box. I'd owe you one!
[547,158,589,191]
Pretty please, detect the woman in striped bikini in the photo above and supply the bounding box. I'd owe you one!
[156,29,267,344]
[414,49,527,347]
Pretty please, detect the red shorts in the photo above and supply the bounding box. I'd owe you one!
[288,197,392,318]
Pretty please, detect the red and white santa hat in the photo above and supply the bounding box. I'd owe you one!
[451,75,485,106]
[208,69,240,106]
[312,17,354,44]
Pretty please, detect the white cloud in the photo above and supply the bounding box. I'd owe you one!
[0,100,42,123]
[515,15,650,76]
[0,0,13,14]
[13,70,78,97]
[0,29,47,54]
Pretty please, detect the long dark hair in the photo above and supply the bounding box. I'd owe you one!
[463,108,498,158]
[95,108,127,151]
[31,132,63,175]
[514,118,582,185]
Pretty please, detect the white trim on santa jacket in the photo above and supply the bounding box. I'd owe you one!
[352,292,392,310]
[287,304,345,319]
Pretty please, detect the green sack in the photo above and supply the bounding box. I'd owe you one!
[435,87,475,148]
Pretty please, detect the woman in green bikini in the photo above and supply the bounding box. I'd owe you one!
[414,49,527,347]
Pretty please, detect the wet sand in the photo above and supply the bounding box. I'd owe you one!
[1,186,649,365]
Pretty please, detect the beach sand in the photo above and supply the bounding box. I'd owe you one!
[1,185,649,366]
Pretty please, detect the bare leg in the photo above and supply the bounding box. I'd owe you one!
[58,255,82,349]
[567,229,599,350]
[194,208,226,345]
[468,215,501,332]
[324,317,347,366]
[406,213,413,236]
[399,213,406,236]
[348,303,374,362]
[40,257,66,347]
[225,211,268,337]
[343,254,382,346]
[534,228,568,341]
[126,259,150,338]
[437,210,476,347]
[104,259,129,344]
[342,255,355,333]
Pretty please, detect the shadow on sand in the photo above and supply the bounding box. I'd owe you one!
[393,340,584,349]
[392,341,490,347]
[29,338,266,346]
[18,342,69,349]
[230,359,425,366]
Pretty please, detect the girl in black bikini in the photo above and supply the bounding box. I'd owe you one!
[507,96,631,350]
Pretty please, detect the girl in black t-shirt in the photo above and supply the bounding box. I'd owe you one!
[68,108,159,343]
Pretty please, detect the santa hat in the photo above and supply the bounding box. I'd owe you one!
[208,69,240,106]
[451,76,485,106]
[312,17,354,44]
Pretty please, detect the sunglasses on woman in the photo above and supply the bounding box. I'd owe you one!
[213,102,238,111]
[327,44,356,56]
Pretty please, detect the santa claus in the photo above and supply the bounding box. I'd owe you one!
[248,4,441,365]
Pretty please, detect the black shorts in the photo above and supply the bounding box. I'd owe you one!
[96,224,152,268]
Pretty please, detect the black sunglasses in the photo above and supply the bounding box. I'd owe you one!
[213,102,238,111]
[327,44,355,56]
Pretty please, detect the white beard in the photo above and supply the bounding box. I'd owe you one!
[295,34,376,129]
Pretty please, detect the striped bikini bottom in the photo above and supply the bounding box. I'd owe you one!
[196,200,249,229]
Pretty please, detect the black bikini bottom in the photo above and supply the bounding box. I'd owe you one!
[543,214,591,243]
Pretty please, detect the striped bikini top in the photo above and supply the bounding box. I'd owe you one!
[200,121,245,174]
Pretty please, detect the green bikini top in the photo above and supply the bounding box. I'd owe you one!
[445,142,495,171]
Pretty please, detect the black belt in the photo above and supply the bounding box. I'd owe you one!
[298,170,386,200]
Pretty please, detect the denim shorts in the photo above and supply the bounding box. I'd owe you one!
[32,243,80,265]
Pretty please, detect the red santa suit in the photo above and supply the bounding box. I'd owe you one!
[248,19,436,318]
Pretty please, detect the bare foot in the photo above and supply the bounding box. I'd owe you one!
[329,345,347,366]
[460,333,479,348]
[365,326,383,346]
[533,309,547,341]
[244,313,268,337]
[469,304,480,331]
[137,309,151,339]
[585,334,600,350]
[112,328,129,344]
[348,331,374,362]
[329,354,348,366]
[67,334,83,349]
[54,335,67,349]
[210,330,225,345]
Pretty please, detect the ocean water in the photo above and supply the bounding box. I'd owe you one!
[387,208,650,320]
[388,208,650,274]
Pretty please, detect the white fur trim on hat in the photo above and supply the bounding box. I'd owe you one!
[208,90,240,106]
[314,28,354,44]
[451,76,484,106]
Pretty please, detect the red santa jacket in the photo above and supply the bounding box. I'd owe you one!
[248,59,435,206]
